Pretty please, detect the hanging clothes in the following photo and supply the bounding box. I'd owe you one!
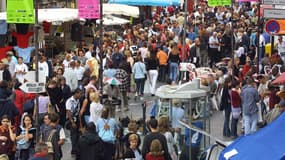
[71,22,83,41]
[14,46,35,63]
[0,46,13,60]
[15,24,29,34]
[11,32,34,48]
[0,20,7,47]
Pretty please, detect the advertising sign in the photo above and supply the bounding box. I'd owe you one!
[6,0,35,24]
[208,0,231,6]
[78,0,100,19]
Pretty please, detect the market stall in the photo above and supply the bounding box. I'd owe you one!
[155,79,210,160]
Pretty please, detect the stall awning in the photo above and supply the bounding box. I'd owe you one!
[109,0,180,6]
[0,4,139,22]
[155,79,209,99]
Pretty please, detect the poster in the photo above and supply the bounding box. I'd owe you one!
[208,0,231,6]
[6,0,35,24]
[78,0,100,19]
[158,100,171,117]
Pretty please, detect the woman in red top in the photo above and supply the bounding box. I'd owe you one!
[231,80,241,139]
[146,139,165,160]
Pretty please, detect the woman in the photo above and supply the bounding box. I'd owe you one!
[132,55,146,98]
[146,52,159,96]
[0,115,16,160]
[146,139,164,160]
[59,77,72,126]
[16,114,36,160]
[220,77,232,137]
[33,92,50,125]
[89,92,103,124]
[79,88,95,127]
[231,80,241,139]
[46,79,63,114]
[124,134,142,160]
[96,107,118,160]
[158,116,177,160]
[167,43,180,84]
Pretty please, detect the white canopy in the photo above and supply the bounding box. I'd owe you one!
[0,4,139,22]
[155,79,209,99]
[97,15,129,26]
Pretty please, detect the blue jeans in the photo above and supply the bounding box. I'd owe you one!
[244,113,258,135]
[135,78,145,95]
[169,62,178,82]
[223,105,231,137]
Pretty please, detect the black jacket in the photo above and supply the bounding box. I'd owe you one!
[0,99,19,124]
[141,132,171,160]
[78,132,104,160]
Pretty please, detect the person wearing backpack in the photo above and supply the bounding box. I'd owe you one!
[78,122,104,160]
[141,118,171,160]
[40,113,60,160]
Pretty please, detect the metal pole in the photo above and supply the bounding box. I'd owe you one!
[34,0,40,142]
[231,0,234,78]
[99,0,103,96]
[182,0,188,63]
[257,0,261,73]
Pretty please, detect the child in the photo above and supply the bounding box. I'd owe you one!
[146,139,164,160]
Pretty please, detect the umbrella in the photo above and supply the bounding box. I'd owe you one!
[105,77,122,85]
[272,72,285,84]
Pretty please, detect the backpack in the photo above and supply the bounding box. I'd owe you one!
[45,129,57,153]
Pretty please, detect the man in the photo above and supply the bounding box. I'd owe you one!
[85,44,94,60]
[38,55,49,81]
[189,38,201,67]
[265,99,285,124]
[112,45,124,69]
[241,77,260,135]
[14,57,28,83]
[6,51,16,77]
[208,32,220,67]
[66,89,82,155]
[276,36,285,63]
[141,118,171,160]
[63,61,77,92]
[78,122,104,160]
[115,64,130,112]
[75,60,85,89]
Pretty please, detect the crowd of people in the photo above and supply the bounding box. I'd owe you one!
[1,1,285,160]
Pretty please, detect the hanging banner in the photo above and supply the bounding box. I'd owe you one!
[6,0,35,24]
[78,0,100,19]
[208,0,231,6]
[237,0,257,2]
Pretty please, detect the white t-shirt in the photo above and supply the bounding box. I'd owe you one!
[38,61,49,78]
[14,63,28,83]
[89,102,103,124]
[75,66,85,80]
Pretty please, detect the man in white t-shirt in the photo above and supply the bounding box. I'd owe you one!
[14,57,28,83]
[276,36,285,63]
[38,55,49,80]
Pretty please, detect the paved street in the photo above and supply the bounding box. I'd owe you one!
[60,81,237,160]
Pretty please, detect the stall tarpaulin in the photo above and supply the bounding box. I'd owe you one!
[219,112,285,160]
[6,0,35,24]
[109,0,180,6]
[78,0,100,19]
[0,4,139,22]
